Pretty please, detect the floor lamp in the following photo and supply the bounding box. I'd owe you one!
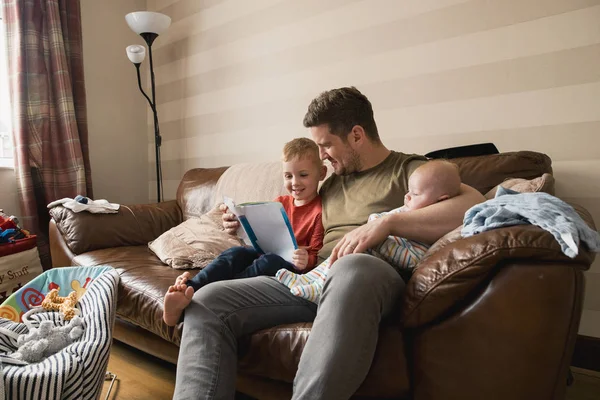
[125,11,171,202]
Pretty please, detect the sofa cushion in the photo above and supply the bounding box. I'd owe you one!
[238,323,410,398]
[451,151,552,195]
[148,206,242,269]
[72,245,202,345]
[212,161,289,206]
[484,173,555,199]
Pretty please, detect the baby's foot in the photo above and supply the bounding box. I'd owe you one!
[276,269,313,289]
[291,281,324,303]
[163,284,194,326]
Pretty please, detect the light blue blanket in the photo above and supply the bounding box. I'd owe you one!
[462,187,600,258]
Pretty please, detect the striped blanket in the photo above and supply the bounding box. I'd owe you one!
[0,266,119,400]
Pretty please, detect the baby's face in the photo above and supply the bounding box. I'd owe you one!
[404,171,440,211]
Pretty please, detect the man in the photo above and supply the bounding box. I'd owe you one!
[174,87,484,399]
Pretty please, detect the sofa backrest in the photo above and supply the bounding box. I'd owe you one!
[450,150,552,195]
[177,166,229,220]
[211,161,288,207]
[176,151,552,220]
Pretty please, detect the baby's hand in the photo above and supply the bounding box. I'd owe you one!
[219,203,240,235]
[292,248,309,271]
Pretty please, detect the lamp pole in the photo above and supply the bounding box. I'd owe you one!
[140,32,162,203]
[132,57,162,202]
[125,11,171,203]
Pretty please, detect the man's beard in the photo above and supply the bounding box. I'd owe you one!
[338,148,362,175]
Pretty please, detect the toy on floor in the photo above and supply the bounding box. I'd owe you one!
[41,289,79,320]
[11,316,84,363]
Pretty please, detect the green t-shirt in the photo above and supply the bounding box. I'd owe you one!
[318,151,427,260]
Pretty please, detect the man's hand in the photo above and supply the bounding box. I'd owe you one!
[330,217,391,264]
[219,203,240,235]
[292,248,309,271]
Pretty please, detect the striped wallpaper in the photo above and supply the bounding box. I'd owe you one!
[145,0,600,337]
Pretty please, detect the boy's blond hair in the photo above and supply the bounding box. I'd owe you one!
[282,138,322,167]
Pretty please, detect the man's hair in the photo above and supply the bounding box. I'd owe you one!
[282,137,322,167]
[303,87,380,142]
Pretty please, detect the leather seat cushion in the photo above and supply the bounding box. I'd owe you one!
[73,245,202,345]
[238,322,410,398]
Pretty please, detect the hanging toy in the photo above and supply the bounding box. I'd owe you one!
[41,289,80,320]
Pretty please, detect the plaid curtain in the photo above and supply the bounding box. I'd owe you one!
[3,0,93,268]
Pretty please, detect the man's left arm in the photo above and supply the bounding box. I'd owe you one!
[330,184,485,263]
[387,183,484,243]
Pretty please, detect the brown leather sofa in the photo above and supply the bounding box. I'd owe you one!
[48,151,596,400]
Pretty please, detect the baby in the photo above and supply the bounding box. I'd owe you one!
[276,159,462,303]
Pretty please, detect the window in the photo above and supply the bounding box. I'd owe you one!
[0,17,13,169]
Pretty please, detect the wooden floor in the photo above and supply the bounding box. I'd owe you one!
[101,340,600,399]
[100,340,176,400]
[566,368,600,400]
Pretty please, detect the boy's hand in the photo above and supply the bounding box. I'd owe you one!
[292,248,309,271]
[219,203,240,235]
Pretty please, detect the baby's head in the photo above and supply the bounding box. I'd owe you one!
[404,160,461,211]
[282,138,326,205]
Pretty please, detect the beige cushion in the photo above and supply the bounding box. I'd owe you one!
[212,162,288,206]
[483,173,555,199]
[148,206,242,269]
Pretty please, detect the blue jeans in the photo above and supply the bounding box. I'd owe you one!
[185,246,296,291]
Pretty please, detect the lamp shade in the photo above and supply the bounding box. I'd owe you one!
[125,11,171,35]
[126,45,146,63]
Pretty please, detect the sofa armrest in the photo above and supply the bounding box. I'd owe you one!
[49,219,77,267]
[402,224,595,329]
[49,201,183,256]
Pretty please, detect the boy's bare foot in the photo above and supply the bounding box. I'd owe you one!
[175,271,191,285]
[163,282,194,326]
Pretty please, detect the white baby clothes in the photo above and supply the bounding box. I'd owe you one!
[276,258,332,302]
[47,198,120,214]
[366,206,430,268]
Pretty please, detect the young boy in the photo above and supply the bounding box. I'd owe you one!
[163,138,327,326]
[276,159,462,303]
